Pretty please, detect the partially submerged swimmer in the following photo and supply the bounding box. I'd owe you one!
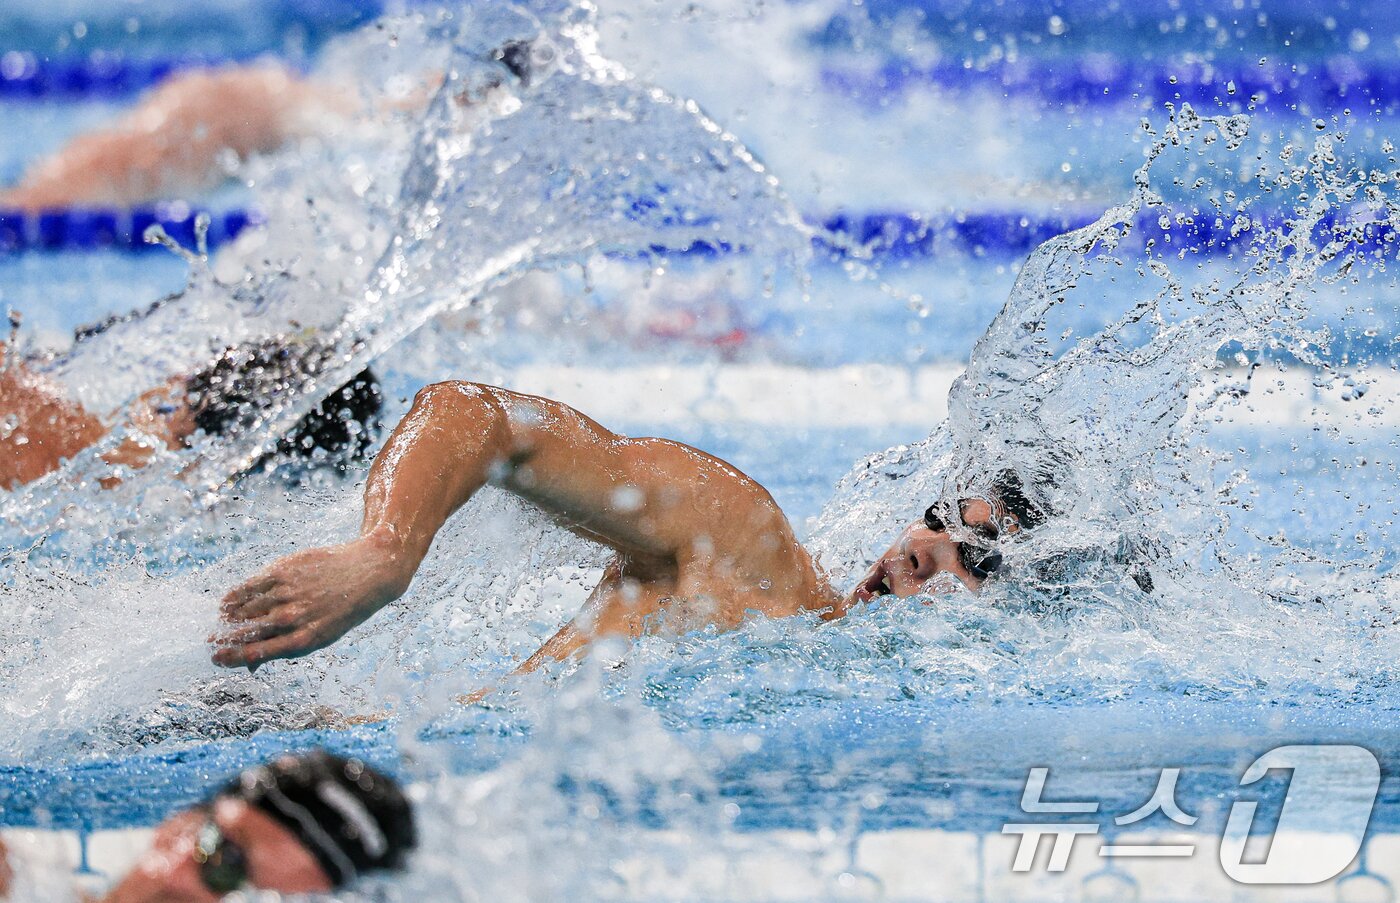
[2,35,537,210]
[0,750,414,902]
[0,337,381,490]
[0,63,336,212]
[213,382,1042,680]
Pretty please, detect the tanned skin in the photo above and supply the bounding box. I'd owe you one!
[96,798,332,903]
[2,60,441,211]
[0,345,195,490]
[213,381,1014,681]
[0,838,11,901]
[1,64,332,211]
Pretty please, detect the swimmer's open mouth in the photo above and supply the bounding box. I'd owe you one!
[855,566,893,602]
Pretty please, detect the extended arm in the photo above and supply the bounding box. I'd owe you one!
[213,381,796,669]
[2,63,338,210]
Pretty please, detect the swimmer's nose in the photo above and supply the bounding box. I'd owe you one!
[903,532,941,581]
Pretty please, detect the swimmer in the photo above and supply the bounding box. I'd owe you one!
[1,36,539,210]
[0,750,415,902]
[0,337,381,490]
[1,63,342,211]
[213,381,1040,679]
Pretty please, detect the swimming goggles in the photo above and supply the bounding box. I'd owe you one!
[923,504,1005,580]
[192,812,250,896]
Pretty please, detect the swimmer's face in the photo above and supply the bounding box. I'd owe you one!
[850,497,1017,603]
[103,796,333,902]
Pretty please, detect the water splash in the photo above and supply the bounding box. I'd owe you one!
[5,4,1400,841]
[809,105,1400,703]
[0,0,808,552]
[185,0,808,491]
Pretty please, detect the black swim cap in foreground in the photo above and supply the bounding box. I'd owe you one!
[221,750,416,888]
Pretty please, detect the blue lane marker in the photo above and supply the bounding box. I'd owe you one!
[4,47,1400,109]
[0,52,247,100]
[3,205,1394,261]
[0,205,263,253]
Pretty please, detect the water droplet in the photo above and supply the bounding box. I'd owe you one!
[611,485,645,512]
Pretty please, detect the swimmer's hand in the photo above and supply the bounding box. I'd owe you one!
[211,532,412,670]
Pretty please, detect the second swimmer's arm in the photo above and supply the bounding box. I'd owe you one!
[2,63,340,211]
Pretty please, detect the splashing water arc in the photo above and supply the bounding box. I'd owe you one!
[812,105,1400,701]
[193,0,811,490]
[7,0,808,520]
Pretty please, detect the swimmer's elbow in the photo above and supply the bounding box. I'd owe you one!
[412,380,503,419]
[410,381,515,450]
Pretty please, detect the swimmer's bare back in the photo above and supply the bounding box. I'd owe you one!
[213,382,849,675]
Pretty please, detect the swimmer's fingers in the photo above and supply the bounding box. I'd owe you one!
[209,612,299,655]
[455,686,497,706]
[221,589,292,623]
[220,573,280,617]
[211,626,323,670]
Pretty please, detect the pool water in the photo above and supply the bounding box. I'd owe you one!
[4,2,1400,901]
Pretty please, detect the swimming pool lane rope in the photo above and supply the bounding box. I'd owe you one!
[3,49,1399,112]
[3,205,1393,261]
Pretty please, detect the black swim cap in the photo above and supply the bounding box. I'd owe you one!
[990,470,1046,530]
[185,339,382,469]
[221,750,416,888]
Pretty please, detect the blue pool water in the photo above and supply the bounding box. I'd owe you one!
[5,2,1400,900]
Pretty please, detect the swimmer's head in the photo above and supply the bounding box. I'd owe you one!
[103,750,415,900]
[851,470,1044,604]
[216,750,417,890]
[182,339,383,470]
